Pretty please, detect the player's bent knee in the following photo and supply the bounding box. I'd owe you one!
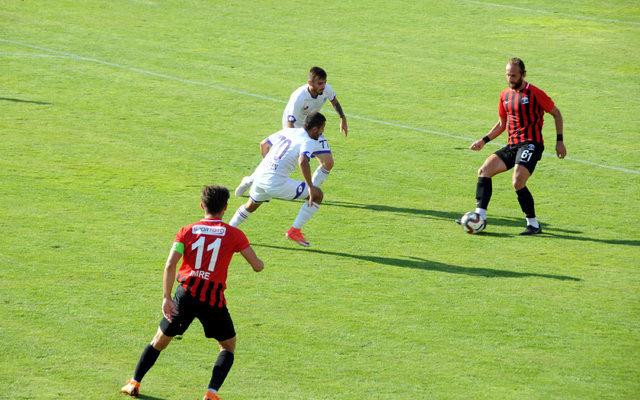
[218,336,236,352]
[479,155,507,177]
[245,200,261,212]
[512,177,526,190]
[478,165,493,177]
[151,329,173,351]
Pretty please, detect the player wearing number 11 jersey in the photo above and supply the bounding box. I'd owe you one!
[121,185,263,400]
[460,58,567,235]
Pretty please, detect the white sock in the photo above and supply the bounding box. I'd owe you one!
[526,217,539,228]
[312,167,330,187]
[474,207,487,220]
[293,202,320,229]
[229,205,251,227]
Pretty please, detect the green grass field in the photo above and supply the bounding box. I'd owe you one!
[1,1,639,399]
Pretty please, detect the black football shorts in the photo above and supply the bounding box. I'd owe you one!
[494,142,544,174]
[159,285,236,341]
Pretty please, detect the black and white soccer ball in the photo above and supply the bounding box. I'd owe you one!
[460,211,486,234]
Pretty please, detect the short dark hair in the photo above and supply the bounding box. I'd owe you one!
[201,185,229,214]
[304,112,326,130]
[508,57,526,73]
[308,66,327,81]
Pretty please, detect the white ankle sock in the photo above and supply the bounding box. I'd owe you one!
[474,207,487,220]
[526,217,539,228]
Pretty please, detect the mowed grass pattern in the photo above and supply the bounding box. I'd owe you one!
[1,1,639,399]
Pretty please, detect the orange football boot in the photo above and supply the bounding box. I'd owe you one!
[120,379,140,397]
[203,390,222,400]
[286,227,310,247]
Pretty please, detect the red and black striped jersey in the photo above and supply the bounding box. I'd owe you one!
[498,83,555,145]
[173,219,250,308]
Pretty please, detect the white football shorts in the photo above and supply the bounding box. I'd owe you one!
[249,178,309,203]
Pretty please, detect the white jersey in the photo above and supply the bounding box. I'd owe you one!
[253,128,325,187]
[282,83,336,128]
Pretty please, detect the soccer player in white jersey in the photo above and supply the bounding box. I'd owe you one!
[234,66,347,196]
[228,112,327,247]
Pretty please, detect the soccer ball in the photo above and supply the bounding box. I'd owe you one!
[460,212,486,234]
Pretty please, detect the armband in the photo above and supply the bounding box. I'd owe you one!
[172,242,185,254]
[482,136,491,144]
[556,134,564,142]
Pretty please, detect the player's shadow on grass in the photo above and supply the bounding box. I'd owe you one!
[324,200,639,246]
[323,200,538,230]
[137,395,168,400]
[255,244,581,281]
[541,232,640,247]
[0,97,52,105]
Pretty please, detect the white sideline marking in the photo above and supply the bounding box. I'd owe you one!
[2,39,639,175]
[128,0,158,6]
[0,52,71,59]
[0,40,281,103]
[346,114,472,141]
[462,0,640,27]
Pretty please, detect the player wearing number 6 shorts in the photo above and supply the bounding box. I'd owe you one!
[229,112,328,247]
[460,58,567,235]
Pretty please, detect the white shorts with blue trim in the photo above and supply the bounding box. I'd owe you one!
[249,178,309,203]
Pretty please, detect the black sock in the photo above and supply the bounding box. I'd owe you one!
[516,186,536,218]
[475,177,492,209]
[209,350,235,391]
[133,344,161,383]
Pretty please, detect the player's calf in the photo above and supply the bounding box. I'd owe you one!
[312,166,331,187]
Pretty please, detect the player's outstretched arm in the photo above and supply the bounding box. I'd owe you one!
[240,246,264,272]
[549,107,566,159]
[470,118,506,151]
[330,97,348,136]
[162,249,182,322]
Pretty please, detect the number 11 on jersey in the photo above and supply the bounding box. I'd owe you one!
[191,237,222,271]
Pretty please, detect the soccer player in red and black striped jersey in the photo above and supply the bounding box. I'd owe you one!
[464,58,567,235]
[121,185,264,400]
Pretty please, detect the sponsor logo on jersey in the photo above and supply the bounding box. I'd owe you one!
[192,225,226,236]
[521,96,529,105]
[527,144,535,151]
